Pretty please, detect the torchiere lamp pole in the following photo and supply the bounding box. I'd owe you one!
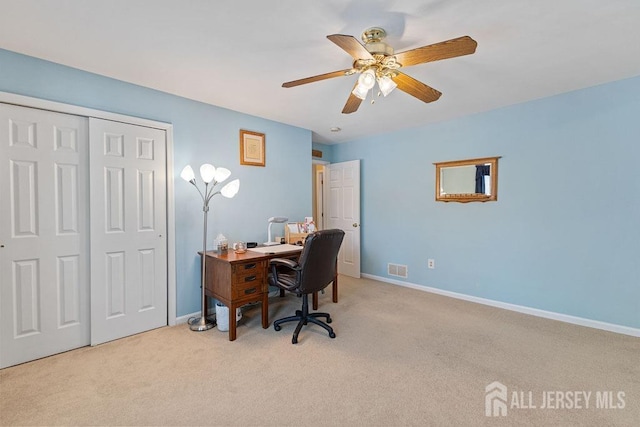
[181,163,240,331]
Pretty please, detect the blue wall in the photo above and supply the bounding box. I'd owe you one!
[332,75,640,329]
[2,47,638,329]
[0,49,312,317]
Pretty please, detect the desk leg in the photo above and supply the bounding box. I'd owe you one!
[312,273,338,310]
[229,304,237,341]
[262,293,269,329]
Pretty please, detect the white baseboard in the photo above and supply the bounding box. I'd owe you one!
[362,274,640,338]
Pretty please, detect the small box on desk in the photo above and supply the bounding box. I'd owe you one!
[285,222,311,245]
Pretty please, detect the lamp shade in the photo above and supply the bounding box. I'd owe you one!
[180,165,195,182]
[220,179,240,198]
[213,167,231,183]
[358,69,376,90]
[352,83,370,100]
[378,75,397,97]
[199,164,216,183]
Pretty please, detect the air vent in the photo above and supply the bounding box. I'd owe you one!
[387,263,408,278]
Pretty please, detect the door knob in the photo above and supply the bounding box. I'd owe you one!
[352,223,359,228]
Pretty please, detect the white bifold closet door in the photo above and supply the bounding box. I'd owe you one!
[0,104,90,368]
[89,118,167,346]
[0,105,168,368]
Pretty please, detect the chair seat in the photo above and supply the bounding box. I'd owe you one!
[268,271,297,292]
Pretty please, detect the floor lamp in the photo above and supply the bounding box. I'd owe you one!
[181,163,240,331]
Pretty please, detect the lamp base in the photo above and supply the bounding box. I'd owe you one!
[263,241,280,246]
[188,315,216,331]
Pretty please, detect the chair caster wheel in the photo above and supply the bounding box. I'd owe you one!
[274,324,281,331]
[329,332,336,339]
[327,318,332,324]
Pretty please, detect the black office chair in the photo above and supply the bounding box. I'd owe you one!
[268,229,345,344]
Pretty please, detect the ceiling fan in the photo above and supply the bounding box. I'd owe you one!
[282,27,477,114]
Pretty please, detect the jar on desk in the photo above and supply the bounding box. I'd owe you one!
[214,234,228,253]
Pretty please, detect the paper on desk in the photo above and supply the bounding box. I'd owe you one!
[248,244,303,254]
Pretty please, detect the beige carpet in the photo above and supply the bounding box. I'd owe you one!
[1,275,638,426]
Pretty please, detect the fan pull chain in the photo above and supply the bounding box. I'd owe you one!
[370,90,384,104]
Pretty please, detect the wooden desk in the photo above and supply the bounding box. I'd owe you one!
[199,247,287,340]
[202,247,339,341]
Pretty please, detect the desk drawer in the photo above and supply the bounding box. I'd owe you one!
[232,273,265,299]
[232,260,264,277]
[231,260,266,299]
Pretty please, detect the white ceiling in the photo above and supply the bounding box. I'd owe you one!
[1,0,639,144]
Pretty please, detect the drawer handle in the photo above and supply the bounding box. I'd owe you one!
[244,263,256,270]
[244,275,257,282]
[244,287,257,295]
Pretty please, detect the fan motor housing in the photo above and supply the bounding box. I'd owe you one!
[362,27,394,56]
[365,41,394,56]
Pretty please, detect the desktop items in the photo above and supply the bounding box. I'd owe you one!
[285,218,315,244]
[213,234,228,253]
[264,216,288,246]
[232,241,246,253]
[181,163,240,332]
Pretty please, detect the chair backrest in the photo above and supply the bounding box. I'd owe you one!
[296,229,345,294]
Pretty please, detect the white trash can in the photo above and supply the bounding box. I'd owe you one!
[215,303,242,332]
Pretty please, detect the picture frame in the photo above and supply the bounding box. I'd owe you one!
[239,130,265,167]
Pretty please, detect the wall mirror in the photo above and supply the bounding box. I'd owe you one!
[434,156,500,203]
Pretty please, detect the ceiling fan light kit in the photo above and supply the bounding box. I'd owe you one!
[351,82,370,100]
[282,27,477,114]
[377,75,397,97]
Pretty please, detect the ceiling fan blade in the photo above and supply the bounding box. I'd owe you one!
[394,36,477,67]
[393,72,442,103]
[327,34,374,60]
[282,69,352,88]
[342,85,363,114]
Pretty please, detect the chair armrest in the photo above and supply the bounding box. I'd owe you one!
[269,258,299,270]
[269,258,302,292]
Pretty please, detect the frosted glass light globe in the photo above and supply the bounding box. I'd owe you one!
[199,164,216,183]
[220,179,240,198]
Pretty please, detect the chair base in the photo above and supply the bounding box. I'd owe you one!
[273,294,335,344]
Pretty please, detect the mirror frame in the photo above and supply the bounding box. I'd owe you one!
[434,156,501,203]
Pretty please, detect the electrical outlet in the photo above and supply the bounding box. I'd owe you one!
[428,259,435,269]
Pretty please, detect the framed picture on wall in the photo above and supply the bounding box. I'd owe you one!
[239,129,265,166]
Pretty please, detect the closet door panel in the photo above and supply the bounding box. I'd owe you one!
[89,118,167,345]
[0,103,89,368]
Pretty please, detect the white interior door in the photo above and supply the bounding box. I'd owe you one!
[0,104,90,368]
[326,160,361,278]
[89,118,167,345]
[314,165,325,230]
